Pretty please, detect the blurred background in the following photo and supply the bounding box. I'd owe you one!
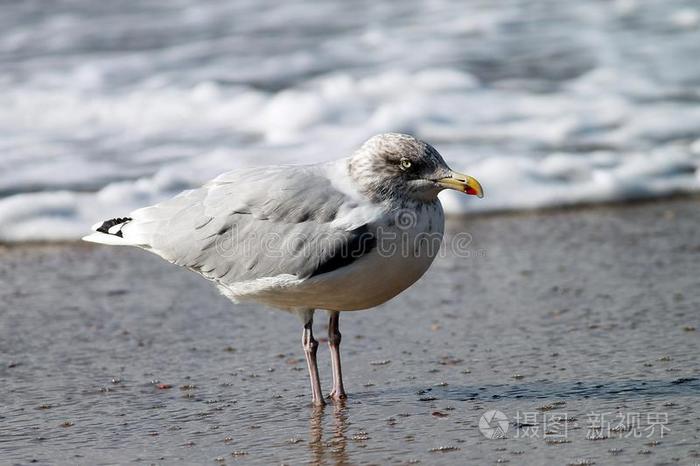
[1,0,700,241]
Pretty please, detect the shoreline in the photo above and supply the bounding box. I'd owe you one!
[2,192,698,249]
[448,190,700,220]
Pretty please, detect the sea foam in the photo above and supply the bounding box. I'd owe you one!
[1,0,699,241]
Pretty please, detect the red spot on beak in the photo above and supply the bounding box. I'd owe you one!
[466,186,479,196]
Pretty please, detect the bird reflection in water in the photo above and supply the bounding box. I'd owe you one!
[308,401,350,466]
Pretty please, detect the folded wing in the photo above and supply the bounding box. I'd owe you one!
[86,164,378,285]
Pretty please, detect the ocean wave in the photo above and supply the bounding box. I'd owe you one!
[1,0,699,241]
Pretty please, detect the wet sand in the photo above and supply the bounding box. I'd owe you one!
[1,198,699,465]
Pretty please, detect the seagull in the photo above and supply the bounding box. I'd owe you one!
[83,133,483,405]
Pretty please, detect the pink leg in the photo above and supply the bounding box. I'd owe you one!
[327,311,347,400]
[302,319,325,406]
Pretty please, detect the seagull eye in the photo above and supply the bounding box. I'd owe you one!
[399,158,412,170]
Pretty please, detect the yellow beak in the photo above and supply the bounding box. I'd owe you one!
[436,172,484,198]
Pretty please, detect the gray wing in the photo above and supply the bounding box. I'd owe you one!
[124,164,376,284]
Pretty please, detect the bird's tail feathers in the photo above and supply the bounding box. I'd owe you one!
[82,217,135,246]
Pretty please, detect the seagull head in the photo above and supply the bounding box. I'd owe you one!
[349,133,484,202]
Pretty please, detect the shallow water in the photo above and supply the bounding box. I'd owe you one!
[2,0,700,240]
[1,199,699,464]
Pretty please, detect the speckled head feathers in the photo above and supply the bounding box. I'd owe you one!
[348,133,453,202]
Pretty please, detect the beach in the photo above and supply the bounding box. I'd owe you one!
[2,0,699,464]
[1,198,698,465]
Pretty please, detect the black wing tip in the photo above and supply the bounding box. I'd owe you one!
[309,225,376,278]
[96,217,133,237]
